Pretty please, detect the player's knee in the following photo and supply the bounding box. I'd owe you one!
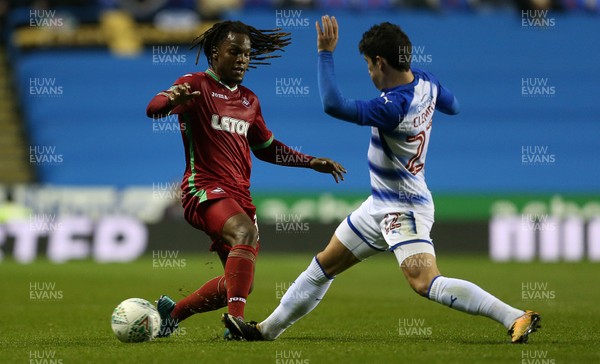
[401,254,440,297]
[407,276,431,297]
[403,266,438,297]
[224,223,258,247]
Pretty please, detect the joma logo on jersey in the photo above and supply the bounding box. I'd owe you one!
[211,114,250,136]
[211,92,229,100]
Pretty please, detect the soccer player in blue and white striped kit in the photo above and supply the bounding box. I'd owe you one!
[223,15,541,344]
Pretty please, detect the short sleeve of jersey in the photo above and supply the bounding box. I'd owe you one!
[248,101,274,151]
[355,95,406,131]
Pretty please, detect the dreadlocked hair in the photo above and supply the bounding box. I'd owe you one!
[190,21,291,68]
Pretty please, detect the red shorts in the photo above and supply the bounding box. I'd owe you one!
[182,195,258,255]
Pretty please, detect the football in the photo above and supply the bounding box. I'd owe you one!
[111,298,161,343]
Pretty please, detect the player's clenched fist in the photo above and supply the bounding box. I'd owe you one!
[166,83,201,106]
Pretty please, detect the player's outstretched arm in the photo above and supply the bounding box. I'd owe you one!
[315,16,360,123]
[253,139,346,183]
[146,83,201,118]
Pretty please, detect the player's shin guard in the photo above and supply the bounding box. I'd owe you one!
[224,245,257,319]
[170,276,227,321]
[427,276,524,328]
[259,257,334,340]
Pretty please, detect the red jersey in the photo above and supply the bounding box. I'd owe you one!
[169,69,273,209]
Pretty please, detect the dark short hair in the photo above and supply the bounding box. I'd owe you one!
[358,22,412,72]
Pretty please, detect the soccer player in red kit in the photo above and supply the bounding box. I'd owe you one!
[146,20,346,337]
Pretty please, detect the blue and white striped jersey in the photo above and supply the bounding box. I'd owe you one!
[356,68,458,213]
[318,51,459,214]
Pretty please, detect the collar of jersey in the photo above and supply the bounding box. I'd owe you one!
[381,73,418,93]
[206,69,238,92]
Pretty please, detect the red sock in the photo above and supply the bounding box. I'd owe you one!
[171,276,227,321]
[224,245,257,319]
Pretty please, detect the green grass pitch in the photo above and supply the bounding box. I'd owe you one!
[1,253,599,363]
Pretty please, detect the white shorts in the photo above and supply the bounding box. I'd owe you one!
[335,196,436,264]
